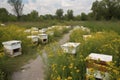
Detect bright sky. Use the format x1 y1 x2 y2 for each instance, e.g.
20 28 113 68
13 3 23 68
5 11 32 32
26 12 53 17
0 0 96 15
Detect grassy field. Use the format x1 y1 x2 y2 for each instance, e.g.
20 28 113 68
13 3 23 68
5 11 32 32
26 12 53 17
0 21 120 80
0 22 71 80
5 21 120 34
44 21 120 80
60 21 120 34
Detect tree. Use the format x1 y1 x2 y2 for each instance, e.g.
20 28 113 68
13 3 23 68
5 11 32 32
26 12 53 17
91 0 120 20
0 8 9 22
8 0 24 20
81 12 88 21
23 10 39 21
66 9 74 20
44 14 54 20
75 15 81 21
55 9 63 20
29 10 39 21
87 12 94 20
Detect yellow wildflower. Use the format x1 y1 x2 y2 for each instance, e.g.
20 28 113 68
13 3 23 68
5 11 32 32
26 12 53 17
76 69 80 73
113 69 119 75
74 67 77 69
57 76 61 80
69 63 73 69
67 76 72 80
62 66 66 71
51 64 56 68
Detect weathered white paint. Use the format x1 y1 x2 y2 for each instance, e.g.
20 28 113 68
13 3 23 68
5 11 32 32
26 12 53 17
38 34 48 43
27 36 39 43
2 40 22 57
86 53 112 80
86 68 110 80
61 42 80 54
0 24 5 26
88 53 112 62
83 35 92 40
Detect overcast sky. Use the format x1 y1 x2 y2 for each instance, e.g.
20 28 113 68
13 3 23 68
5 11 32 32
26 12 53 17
0 0 96 15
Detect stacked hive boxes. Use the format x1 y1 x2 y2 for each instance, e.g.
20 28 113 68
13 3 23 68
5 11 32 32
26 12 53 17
86 53 112 80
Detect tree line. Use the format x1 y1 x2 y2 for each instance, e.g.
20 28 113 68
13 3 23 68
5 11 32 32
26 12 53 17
0 0 120 22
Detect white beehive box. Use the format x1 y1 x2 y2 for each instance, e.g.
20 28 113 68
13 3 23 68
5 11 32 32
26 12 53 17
46 31 54 36
27 36 39 43
80 26 90 32
2 40 22 57
65 26 71 29
24 29 31 33
83 35 92 40
31 27 38 31
39 28 48 33
86 53 112 80
47 27 53 30
31 31 39 35
38 34 48 43
73 25 81 30
0 23 5 26
61 42 80 54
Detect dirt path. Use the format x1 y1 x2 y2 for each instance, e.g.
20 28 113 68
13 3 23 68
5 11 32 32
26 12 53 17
12 30 72 80
58 31 71 45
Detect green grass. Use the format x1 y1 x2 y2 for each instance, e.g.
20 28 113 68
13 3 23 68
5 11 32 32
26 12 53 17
0 47 37 80
0 23 72 80
1 21 120 80
81 21 120 34
59 21 120 34
6 21 120 34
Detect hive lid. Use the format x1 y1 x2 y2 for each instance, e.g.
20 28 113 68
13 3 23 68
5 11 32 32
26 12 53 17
38 34 47 36
88 53 112 62
27 35 38 38
83 35 92 37
2 40 21 45
61 42 80 47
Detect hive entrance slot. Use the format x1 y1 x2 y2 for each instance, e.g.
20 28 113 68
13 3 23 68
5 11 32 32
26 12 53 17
13 48 20 53
43 39 47 42
95 78 102 80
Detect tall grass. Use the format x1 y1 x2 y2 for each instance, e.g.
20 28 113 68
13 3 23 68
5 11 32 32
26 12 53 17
5 21 120 34
0 25 37 80
45 28 120 80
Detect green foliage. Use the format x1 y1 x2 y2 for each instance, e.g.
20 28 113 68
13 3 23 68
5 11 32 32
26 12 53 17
44 43 86 80
91 0 120 20
8 0 24 20
80 31 120 57
0 25 33 54
66 9 74 21
0 8 9 22
0 25 37 80
70 28 89 42
0 69 5 80
26 10 39 21
55 9 64 20
81 13 88 21
80 21 120 35
45 37 120 79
